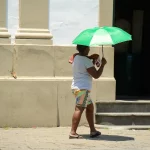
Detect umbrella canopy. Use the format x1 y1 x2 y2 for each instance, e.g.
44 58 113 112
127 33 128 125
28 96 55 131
72 26 132 46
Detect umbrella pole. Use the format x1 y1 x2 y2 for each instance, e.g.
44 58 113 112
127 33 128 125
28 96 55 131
102 45 104 58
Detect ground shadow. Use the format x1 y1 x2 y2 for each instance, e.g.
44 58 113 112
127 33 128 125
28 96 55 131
81 134 134 141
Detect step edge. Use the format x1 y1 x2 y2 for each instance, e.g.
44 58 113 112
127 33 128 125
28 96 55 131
95 112 150 116
96 100 150 104
84 124 150 130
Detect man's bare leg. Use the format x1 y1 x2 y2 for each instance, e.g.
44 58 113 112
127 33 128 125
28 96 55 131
70 106 84 135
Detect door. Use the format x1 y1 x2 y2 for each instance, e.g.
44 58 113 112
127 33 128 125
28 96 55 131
114 0 150 99
140 9 150 97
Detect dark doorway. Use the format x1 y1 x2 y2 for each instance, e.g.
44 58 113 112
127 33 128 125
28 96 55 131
114 0 150 100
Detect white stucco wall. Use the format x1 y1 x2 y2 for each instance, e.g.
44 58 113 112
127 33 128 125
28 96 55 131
7 0 19 43
7 0 99 45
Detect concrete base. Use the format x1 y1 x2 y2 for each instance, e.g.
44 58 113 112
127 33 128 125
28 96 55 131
12 45 114 77
0 38 11 44
0 44 115 127
0 78 58 127
95 78 116 101
0 77 115 127
13 45 55 76
0 44 13 76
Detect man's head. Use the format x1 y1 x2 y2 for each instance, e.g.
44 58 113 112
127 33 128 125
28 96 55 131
76 45 90 56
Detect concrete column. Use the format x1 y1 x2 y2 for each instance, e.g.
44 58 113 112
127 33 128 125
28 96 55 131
0 0 11 43
98 0 116 101
15 0 53 45
99 0 113 26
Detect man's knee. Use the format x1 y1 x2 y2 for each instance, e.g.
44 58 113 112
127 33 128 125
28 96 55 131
75 106 85 112
86 104 94 113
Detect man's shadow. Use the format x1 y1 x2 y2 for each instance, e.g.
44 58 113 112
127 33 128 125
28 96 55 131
81 134 134 141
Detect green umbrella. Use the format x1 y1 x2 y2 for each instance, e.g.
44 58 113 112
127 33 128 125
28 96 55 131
72 26 132 56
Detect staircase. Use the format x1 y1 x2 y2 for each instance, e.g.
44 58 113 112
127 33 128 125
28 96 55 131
95 100 150 126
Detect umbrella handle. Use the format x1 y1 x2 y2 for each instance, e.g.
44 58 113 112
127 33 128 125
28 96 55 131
102 45 104 58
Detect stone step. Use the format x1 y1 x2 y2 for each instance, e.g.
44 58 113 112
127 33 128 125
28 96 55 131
95 112 150 125
96 100 150 112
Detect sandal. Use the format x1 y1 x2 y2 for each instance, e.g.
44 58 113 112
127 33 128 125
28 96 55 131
90 131 101 138
69 133 83 139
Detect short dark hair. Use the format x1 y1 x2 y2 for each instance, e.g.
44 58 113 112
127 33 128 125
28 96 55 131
76 45 89 54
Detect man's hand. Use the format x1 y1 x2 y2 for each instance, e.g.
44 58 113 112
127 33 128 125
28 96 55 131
101 57 107 66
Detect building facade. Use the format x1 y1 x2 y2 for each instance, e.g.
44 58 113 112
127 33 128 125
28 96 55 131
0 0 115 127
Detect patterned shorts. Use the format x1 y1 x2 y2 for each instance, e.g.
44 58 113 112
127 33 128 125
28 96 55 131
72 89 93 108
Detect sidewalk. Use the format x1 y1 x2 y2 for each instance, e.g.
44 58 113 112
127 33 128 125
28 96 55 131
0 126 150 150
